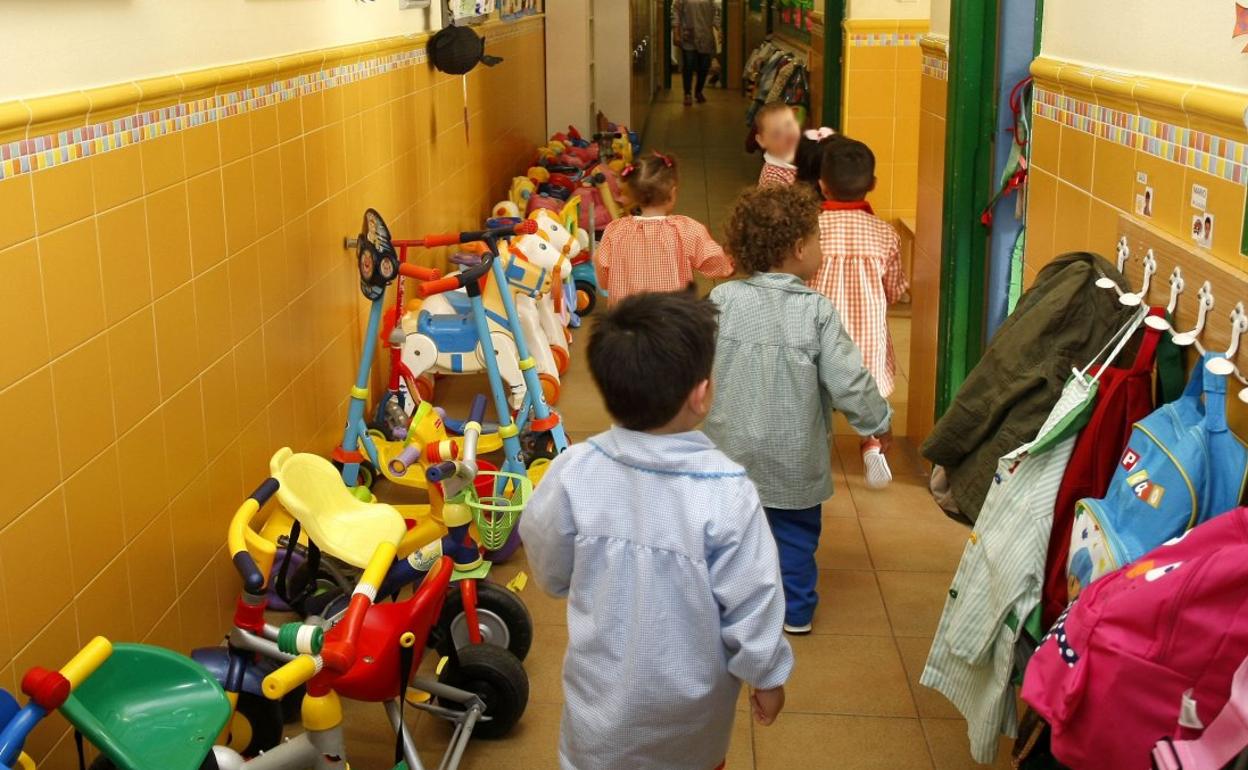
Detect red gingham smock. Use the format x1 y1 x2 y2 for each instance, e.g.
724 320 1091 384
595 215 734 307
758 154 798 187
807 200 909 397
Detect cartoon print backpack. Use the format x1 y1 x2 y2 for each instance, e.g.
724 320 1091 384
1023 507 1248 770
1066 353 1248 599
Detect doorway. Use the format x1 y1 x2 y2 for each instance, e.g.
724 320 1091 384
664 0 731 93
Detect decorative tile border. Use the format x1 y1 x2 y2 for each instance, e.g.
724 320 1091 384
0 17 542 181
849 32 921 47
1033 85 1248 185
922 54 948 81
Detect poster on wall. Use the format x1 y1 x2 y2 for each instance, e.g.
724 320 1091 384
500 0 540 21
448 0 495 23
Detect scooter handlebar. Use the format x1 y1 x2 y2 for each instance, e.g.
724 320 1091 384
468 394 487 425
59 637 114 691
262 655 321 700
399 264 442 281
422 232 462 248
418 276 463 298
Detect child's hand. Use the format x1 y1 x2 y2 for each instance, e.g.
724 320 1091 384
750 686 785 726
875 430 893 454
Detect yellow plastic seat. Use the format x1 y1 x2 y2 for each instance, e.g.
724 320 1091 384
269 448 407 568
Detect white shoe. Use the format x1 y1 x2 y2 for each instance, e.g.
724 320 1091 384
783 622 812 635
862 439 893 490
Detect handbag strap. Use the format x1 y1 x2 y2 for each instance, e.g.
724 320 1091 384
1076 306 1147 388
1129 308 1167 374
1202 352 1229 434
1153 653 1248 770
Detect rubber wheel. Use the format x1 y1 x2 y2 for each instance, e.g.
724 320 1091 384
538 373 561 405
224 691 284 756
438 580 533 661
483 527 522 564
436 644 529 740
551 345 570 375
575 280 597 315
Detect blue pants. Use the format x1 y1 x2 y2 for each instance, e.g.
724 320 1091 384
764 505 822 626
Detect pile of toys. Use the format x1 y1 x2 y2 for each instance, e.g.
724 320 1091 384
0 121 642 770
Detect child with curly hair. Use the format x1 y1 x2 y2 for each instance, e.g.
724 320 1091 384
595 151 734 307
703 183 892 635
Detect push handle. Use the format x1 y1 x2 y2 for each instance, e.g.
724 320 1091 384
262 655 321 700
418 276 464 298
229 479 280 593
399 264 441 281
59 637 113 691
467 394 487 425
422 232 463 248
426 460 458 483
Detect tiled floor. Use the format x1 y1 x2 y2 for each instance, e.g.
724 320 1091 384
340 89 1008 769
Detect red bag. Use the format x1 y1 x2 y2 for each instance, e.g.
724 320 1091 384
1041 307 1165 628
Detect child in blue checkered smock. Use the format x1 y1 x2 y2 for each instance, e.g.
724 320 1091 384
521 290 794 770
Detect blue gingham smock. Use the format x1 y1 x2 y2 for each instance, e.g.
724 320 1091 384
703 273 893 510
520 428 794 770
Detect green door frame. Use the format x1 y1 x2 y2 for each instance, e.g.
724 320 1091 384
822 0 845 130
934 0 1000 415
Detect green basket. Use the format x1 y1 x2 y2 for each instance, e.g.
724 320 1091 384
466 470 532 551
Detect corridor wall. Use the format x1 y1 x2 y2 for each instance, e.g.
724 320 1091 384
1025 0 1248 279
0 14 547 765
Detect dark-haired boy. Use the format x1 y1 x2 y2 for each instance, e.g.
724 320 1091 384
520 290 793 770
809 137 909 488
704 183 892 634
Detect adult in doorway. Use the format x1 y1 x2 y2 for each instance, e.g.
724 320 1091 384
673 0 720 106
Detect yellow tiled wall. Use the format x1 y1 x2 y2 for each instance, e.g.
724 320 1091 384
841 19 926 224
0 16 546 764
906 35 947 445
1024 58 1248 282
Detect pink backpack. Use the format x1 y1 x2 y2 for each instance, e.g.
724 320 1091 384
1021 507 1248 769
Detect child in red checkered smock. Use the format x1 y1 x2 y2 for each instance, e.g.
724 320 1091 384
753 103 801 187
809 137 909 487
596 152 733 307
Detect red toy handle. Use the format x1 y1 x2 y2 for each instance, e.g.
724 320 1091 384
399 264 442 281
422 232 462 248
419 276 462 298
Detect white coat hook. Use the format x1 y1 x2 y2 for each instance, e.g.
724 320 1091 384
1120 249 1157 307
1208 302 1248 376
1145 267 1184 331
1172 281 1215 347
1096 236 1130 290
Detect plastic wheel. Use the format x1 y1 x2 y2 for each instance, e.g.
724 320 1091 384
224 692 284 756
574 280 597 315
551 345 570 375
538 373 561 405
438 580 533 661
436 644 529 740
484 528 522 564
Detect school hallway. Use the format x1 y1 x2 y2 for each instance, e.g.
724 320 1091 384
332 89 1011 770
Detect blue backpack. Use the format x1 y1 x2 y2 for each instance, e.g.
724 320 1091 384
1067 352 1248 599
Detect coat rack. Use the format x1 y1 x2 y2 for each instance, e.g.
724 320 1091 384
1112 214 1248 401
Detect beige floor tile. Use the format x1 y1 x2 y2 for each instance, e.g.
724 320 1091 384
823 489 860 518
726 716 755 768
489 561 568 626
922 718 1015 770
848 476 949 521
812 570 891 636
877 571 955 638
524 623 568 705
754 713 933 770
815 517 873 570
859 517 970 573
412 701 565 770
783 635 916 717
895 637 962 719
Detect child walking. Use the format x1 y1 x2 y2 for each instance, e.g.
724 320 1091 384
595 152 734 307
809 137 909 487
521 291 793 770
753 102 802 186
703 184 892 635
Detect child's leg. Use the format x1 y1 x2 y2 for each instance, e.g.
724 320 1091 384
763 505 823 627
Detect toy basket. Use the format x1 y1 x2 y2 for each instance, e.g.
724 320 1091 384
466 470 532 552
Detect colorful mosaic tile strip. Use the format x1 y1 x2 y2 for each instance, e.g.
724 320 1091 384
1033 85 1248 186
0 18 540 181
922 54 948 81
849 32 921 47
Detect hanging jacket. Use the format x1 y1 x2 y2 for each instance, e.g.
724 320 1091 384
920 252 1137 522
1040 308 1172 628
